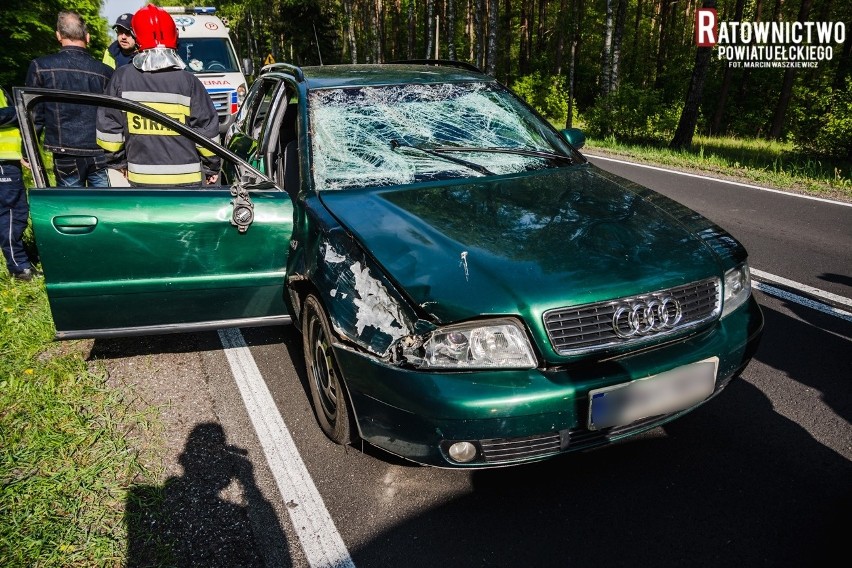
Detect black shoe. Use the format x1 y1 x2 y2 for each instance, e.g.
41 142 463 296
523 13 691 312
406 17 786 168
12 268 42 281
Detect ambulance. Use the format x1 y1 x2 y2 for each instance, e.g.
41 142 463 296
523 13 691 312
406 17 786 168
163 6 253 133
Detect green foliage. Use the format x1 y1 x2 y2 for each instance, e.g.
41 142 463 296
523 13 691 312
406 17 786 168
588 134 851 200
511 72 573 125
0 278 151 566
790 77 852 161
585 84 682 142
0 0 109 88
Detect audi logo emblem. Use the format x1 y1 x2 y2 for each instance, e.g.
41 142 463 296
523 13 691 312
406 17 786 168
612 296 683 338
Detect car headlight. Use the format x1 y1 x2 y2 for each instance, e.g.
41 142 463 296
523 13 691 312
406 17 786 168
721 262 751 318
237 83 247 103
419 319 537 369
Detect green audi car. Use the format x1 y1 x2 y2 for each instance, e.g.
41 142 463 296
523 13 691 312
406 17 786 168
15 61 763 468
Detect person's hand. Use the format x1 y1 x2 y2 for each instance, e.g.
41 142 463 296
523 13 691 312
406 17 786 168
206 173 219 184
20 159 30 170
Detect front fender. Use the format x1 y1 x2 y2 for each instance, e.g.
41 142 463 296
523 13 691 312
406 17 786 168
296 194 432 357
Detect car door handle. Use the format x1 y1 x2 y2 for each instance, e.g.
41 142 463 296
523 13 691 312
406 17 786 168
52 215 98 235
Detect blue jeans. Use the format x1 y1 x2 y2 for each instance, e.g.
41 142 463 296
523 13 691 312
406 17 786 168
0 161 32 275
54 154 110 188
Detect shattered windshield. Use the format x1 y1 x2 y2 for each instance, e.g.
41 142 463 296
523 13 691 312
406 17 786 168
309 82 571 191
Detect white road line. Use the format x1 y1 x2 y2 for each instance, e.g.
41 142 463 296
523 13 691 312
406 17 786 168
750 268 852 309
585 153 852 207
218 328 355 568
752 281 852 323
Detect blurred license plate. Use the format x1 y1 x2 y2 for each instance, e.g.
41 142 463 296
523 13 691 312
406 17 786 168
588 357 719 430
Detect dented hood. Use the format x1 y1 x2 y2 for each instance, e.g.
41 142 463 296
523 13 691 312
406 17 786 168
319 164 726 323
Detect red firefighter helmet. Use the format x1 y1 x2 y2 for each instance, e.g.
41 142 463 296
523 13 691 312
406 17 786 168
131 4 178 51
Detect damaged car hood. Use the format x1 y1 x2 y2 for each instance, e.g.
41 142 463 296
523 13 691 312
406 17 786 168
319 164 726 323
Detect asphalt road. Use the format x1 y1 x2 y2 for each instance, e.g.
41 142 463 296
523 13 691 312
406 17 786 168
95 157 852 568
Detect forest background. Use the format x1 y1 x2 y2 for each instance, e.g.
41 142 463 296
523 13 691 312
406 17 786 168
2 0 850 175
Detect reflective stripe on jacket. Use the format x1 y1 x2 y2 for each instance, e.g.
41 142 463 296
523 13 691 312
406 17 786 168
0 91 22 161
96 64 220 186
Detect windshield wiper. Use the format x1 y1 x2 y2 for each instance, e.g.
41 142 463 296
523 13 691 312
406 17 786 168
433 145 573 164
390 140 495 176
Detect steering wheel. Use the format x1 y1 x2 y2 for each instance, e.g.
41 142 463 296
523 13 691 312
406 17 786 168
207 61 227 70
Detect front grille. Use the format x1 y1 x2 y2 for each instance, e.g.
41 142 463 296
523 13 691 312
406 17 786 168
207 90 232 116
543 278 720 356
480 432 565 463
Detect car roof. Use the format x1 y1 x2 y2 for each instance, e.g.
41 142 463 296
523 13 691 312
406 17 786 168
266 63 496 90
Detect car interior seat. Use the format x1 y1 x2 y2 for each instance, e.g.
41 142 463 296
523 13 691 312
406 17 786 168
283 139 299 194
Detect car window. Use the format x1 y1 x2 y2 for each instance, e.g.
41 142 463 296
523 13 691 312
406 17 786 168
308 82 570 191
233 78 281 141
22 95 257 189
176 38 239 73
249 80 282 140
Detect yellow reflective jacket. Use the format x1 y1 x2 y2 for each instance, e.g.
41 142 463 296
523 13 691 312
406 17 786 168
0 90 23 161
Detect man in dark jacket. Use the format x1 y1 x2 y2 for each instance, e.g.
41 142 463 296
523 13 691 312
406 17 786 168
102 13 137 69
26 11 113 187
97 5 220 187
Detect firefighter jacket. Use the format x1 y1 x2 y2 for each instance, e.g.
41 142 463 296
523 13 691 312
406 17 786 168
0 90 23 161
96 64 221 186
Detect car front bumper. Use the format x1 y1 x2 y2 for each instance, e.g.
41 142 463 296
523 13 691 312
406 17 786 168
333 297 764 468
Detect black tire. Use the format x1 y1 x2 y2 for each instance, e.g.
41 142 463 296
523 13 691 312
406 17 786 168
302 295 354 445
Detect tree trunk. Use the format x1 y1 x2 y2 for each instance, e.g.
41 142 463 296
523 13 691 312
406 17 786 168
631 0 643 83
670 0 716 149
537 0 546 54
474 0 484 68
610 0 627 91
374 0 383 63
448 0 457 60
710 0 746 134
655 0 673 88
502 0 513 81
519 2 529 75
408 0 415 59
600 0 614 96
566 0 580 128
487 0 498 75
769 0 814 139
345 0 357 63
555 0 567 75
425 0 434 59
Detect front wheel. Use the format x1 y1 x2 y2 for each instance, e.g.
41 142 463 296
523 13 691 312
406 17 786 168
302 295 355 445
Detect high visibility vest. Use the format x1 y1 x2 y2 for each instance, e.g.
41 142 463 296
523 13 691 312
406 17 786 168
103 49 117 69
0 91 23 161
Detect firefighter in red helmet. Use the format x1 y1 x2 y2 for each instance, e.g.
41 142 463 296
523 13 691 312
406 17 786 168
96 4 220 186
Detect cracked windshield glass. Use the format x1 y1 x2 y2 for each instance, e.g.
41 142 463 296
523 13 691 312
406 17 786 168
309 82 571 191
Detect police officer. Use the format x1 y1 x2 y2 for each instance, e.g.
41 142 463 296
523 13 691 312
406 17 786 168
97 5 220 186
0 88 39 281
102 13 137 69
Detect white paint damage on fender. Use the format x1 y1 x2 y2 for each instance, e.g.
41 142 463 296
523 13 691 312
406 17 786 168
350 261 410 344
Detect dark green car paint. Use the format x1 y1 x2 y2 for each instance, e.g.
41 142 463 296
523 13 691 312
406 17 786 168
323 165 725 319
335 298 762 466
17 64 763 468
30 188 293 336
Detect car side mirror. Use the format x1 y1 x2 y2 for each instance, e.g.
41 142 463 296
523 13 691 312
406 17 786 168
560 128 586 150
242 58 254 77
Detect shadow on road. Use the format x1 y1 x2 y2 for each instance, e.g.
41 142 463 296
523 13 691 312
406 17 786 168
125 423 289 567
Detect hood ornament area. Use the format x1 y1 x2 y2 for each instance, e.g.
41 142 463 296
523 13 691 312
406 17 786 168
612 296 683 338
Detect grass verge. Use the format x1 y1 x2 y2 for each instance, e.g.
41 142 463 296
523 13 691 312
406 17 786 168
0 276 157 567
584 134 852 203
